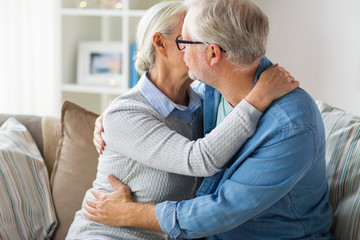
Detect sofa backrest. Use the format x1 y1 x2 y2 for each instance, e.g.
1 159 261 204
42 116 61 178
0 114 44 156
0 114 61 178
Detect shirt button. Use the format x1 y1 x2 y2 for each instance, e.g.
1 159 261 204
193 177 197 183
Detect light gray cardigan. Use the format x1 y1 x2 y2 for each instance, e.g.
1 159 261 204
67 86 261 240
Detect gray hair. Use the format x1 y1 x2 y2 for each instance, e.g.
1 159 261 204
135 1 186 74
184 0 269 65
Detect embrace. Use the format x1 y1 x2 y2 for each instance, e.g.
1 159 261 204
66 0 335 239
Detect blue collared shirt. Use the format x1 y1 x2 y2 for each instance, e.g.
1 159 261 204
137 72 202 122
155 57 335 239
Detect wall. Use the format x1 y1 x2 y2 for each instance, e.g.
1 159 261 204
254 0 360 116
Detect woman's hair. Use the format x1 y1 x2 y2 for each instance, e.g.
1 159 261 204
135 1 186 74
184 0 269 65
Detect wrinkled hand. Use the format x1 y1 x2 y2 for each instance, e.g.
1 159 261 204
258 64 299 101
93 114 105 154
245 64 299 112
93 99 114 154
84 174 133 226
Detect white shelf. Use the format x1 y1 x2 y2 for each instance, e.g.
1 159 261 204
61 8 146 17
62 83 130 95
127 10 147 17
58 0 158 113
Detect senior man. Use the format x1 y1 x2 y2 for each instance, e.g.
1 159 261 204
85 0 335 239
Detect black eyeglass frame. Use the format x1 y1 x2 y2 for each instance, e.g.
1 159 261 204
175 35 226 52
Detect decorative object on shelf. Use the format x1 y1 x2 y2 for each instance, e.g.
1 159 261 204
101 0 123 9
75 0 103 9
113 0 123 9
93 0 101 8
77 41 124 87
75 0 90 8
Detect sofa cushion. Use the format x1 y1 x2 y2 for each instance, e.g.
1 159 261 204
0 118 57 239
317 101 360 239
50 101 99 240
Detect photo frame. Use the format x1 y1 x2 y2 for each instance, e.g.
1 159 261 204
77 41 124 87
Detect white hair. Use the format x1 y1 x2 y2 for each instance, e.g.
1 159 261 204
184 0 269 65
135 1 186 74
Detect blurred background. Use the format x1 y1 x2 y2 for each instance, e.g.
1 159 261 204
0 0 359 116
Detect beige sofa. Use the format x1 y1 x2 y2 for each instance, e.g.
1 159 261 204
0 100 359 240
0 101 99 240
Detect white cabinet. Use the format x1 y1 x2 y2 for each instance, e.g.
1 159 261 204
58 0 159 114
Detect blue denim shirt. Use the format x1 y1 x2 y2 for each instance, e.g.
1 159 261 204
155 57 335 239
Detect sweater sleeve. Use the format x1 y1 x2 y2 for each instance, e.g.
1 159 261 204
102 99 262 177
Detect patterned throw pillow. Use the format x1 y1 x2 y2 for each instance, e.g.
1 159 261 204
0 118 57 239
317 101 360 240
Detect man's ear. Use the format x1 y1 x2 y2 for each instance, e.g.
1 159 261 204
206 44 222 66
153 32 167 57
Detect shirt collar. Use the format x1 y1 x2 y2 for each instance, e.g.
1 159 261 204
254 56 274 86
138 72 201 119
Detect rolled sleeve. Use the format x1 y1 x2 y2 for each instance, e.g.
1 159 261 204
155 201 181 238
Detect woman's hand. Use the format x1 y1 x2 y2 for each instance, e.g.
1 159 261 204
93 99 114 154
93 114 105 154
245 64 300 112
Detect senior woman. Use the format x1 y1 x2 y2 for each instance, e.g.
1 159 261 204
66 1 298 239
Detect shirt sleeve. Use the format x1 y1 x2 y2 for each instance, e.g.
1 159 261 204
155 127 315 238
103 99 262 177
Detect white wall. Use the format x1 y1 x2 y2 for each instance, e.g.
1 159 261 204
254 0 360 116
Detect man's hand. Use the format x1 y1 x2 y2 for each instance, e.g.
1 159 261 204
84 175 161 231
93 114 105 154
84 174 133 226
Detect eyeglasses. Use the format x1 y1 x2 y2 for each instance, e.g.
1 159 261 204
175 35 226 52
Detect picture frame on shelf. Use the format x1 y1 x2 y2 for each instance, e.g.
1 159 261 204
77 41 124 87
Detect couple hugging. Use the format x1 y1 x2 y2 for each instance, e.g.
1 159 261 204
66 0 335 239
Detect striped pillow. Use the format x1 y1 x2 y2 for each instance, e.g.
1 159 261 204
0 118 57 239
317 101 360 240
